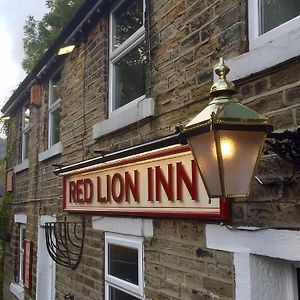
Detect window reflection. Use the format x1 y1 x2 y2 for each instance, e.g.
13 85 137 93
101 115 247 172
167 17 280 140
259 0 300 34
113 0 143 49
114 42 146 109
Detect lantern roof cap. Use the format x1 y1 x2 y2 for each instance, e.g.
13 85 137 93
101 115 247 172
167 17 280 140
210 57 236 96
184 58 272 132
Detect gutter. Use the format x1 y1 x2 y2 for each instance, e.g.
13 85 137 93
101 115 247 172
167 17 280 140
54 131 187 175
1 0 108 115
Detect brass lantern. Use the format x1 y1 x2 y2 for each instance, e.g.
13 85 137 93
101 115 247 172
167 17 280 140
184 58 273 198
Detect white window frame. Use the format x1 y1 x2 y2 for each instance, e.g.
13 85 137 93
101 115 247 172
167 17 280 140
10 215 27 300
48 68 62 147
93 0 154 139
225 1 300 82
21 105 30 162
18 224 26 287
109 0 146 118
248 0 300 50
105 233 144 299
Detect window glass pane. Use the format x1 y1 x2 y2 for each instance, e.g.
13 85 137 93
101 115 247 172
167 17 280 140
260 0 300 34
24 108 30 129
109 286 140 300
113 0 143 49
23 131 29 160
20 226 26 250
19 226 26 284
108 244 138 285
50 70 62 104
50 107 61 145
113 42 146 110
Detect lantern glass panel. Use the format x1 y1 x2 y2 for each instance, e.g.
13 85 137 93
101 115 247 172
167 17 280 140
188 131 222 197
218 130 266 196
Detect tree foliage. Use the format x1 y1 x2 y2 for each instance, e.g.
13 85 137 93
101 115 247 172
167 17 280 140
22 0 84 73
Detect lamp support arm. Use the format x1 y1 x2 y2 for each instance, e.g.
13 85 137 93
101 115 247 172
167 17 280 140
265 129 300 167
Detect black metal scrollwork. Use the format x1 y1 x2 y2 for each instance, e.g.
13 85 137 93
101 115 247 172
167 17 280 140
45 217 85 269
265 129 300 167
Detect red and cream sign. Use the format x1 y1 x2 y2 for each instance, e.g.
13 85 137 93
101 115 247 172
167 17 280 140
23 240 33 291
63 145 230 219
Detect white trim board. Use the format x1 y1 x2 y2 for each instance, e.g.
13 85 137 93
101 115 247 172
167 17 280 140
93 97 155 139
206 225 300 300
92 217 153 237
14 214 27 224
38 142 63 162
206 224 300 261
10 283 24 300
14 159 29 174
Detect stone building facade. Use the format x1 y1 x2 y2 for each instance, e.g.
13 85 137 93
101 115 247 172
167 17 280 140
2 0 300 299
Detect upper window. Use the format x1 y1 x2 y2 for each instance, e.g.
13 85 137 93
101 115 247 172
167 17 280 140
249 0 300 50
105 233 144 300
48 68 62 147
109 0 146 114
21 105 30 162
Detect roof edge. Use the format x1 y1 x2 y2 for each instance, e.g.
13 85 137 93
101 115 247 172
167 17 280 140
2 0 106 114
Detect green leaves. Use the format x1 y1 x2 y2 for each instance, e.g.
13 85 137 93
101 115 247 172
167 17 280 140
22 0 84 73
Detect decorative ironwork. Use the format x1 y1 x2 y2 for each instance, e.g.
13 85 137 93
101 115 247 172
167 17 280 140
64 293 75 300
45 217 85 269
265 129 300 167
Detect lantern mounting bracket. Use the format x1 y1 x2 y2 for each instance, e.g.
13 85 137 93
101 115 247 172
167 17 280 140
45 217 85 269
265 129 300 168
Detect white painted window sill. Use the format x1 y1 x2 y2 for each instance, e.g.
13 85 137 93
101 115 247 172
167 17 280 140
93 97 155 139
38 142 63 162
92 217 153 237
14 214 27 224
14 159 29 174
223 27 300 82
10 283 24 300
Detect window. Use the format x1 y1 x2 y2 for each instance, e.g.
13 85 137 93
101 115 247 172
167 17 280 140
21 105 30 162
14 106 30 173
17 224 26 287
105 233 144 300
248 0 300 50
224 1 300 82
49 68 62 147
93 0 154 139
10 215 27 299
109 0 146 114
259 0 300 34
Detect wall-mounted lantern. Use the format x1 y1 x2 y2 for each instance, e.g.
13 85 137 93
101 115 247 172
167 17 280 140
57 44 75 56
184 58 273 198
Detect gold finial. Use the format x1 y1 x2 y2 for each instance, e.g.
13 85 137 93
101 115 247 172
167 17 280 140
210 57 236 96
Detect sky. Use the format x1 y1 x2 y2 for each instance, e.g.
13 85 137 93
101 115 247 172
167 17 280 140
0 0 48 111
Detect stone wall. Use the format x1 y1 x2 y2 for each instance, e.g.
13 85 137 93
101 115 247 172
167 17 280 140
232 61 300 228
145 220 233 299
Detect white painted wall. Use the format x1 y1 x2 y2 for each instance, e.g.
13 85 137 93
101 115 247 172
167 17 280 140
36 216 56 300
206 225 300 300
250 255 297 300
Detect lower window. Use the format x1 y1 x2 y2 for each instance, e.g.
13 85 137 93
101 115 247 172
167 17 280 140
17 224 26 286
105 233 144 299
107 285 141 300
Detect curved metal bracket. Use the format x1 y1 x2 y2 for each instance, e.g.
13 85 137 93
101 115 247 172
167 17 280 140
265 129 300 167
45 217 85 269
